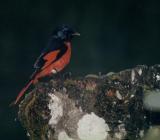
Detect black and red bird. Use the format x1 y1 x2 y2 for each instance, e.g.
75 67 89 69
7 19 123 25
12 25 80 105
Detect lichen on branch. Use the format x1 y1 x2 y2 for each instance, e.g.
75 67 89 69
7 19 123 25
18 65 160 140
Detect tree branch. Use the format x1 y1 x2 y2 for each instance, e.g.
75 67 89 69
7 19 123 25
18 65 160 140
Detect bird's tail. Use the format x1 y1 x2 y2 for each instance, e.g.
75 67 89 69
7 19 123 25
10 79 34 106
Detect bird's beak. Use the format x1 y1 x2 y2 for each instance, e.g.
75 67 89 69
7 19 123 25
72 32 80 36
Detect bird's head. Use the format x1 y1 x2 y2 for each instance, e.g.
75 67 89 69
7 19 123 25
52 25 80 41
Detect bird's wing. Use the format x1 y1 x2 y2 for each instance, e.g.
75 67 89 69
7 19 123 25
33 50 60 70
33 52 45 69
34 39 62 69
30 50 60 79
33 40 68 71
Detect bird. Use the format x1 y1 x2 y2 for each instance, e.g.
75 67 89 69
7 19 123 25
11 25 80 105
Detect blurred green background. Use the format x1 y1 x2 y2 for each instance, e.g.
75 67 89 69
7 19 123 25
0 0 160 139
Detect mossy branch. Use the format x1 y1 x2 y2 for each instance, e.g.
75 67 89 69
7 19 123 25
18 65 160 140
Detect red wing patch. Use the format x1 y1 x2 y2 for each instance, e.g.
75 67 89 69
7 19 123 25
42 50 60 70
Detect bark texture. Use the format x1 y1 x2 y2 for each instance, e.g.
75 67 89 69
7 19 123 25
18 65 160 140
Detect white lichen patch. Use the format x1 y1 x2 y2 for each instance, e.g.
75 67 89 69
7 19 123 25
113 101 117 105
137 69 142 76
115 132 122 139
131 70 135 83
124 100 129 104
156 74 160 81
116 90 122 100
130 94 135 98
47 130 51 139
143 90 160 111
139 130 144 138
115 124 127 139
77 112 109 140
58 131 74 140
26 132 30 137
48 94 63 127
